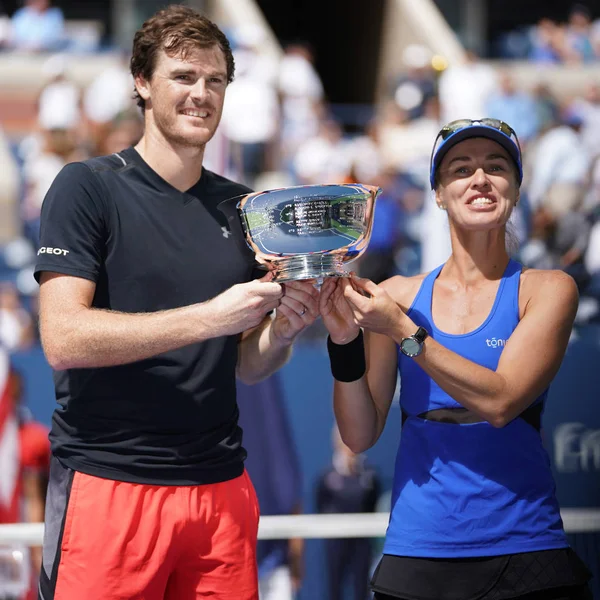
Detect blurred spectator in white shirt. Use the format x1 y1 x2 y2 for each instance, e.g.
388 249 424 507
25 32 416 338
526 110 590 217
221 43 279 186
83 53 135 154
21 128 81 244
378 96 440 183
572 83 600 159
9 0 64 52
232 24 279 87
438 50 498 124
37 55 80 131
0 283 34 352
293 119 350 185
345 120 384 184
389 44 436 121
0 126 20 245
84 55 134 128
278 43 324 164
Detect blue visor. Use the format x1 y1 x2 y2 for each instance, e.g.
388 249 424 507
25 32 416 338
429 119 523 189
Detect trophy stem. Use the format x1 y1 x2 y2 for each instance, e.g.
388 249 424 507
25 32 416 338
272 254 350 282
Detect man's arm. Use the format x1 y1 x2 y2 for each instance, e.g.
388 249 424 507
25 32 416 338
236 280 320 384
39 271 283 370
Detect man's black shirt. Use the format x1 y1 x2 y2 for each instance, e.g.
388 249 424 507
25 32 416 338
34 147 257 485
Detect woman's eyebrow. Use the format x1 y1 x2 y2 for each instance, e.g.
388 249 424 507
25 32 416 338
447 153 509 166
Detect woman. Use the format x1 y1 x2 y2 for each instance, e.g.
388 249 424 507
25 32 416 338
320 119 592 600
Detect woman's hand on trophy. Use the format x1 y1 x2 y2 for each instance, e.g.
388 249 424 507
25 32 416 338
343 274 404 336
319 277 360 344
271 280 320 342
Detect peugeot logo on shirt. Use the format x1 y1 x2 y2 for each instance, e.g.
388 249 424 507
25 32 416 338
37 246 70 256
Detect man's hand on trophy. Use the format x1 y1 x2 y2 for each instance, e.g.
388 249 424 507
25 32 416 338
343 274 404 336
271 280 320 342
207 272 283 335
319 277 361 345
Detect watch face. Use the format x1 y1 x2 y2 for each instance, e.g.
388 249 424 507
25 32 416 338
401 337 422 357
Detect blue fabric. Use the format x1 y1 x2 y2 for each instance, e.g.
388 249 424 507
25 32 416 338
384 259 568 558
368 194 402 251
236 374 302 575
486 93 540 143
11 7 65 51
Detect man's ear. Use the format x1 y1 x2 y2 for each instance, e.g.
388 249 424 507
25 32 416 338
134 75 151 102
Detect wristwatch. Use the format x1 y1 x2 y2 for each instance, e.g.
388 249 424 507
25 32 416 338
399 326 429 358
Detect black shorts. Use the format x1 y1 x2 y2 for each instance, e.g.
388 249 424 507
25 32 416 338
371 548 592 600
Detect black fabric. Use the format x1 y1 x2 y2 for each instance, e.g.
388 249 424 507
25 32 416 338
401 403 542 431
34 148 256 485
327 330 366 382
374 587 592 600
375 585 592 600
38 457 74 600
370 549 592 600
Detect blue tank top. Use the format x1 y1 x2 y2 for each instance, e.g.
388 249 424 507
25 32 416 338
384 259 568 558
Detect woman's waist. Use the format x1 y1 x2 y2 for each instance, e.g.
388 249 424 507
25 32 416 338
394 418 555 496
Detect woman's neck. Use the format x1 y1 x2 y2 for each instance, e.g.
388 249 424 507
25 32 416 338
444 227 511 285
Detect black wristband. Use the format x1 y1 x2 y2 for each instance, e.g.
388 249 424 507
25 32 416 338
327 330 366 382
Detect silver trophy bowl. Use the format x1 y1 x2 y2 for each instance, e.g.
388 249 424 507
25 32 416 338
218 183 381 282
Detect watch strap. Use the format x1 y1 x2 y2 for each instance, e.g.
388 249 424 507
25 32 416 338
413 326 429 343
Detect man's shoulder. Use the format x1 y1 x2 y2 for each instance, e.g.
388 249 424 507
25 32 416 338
203 169 253 199
81 152 132 174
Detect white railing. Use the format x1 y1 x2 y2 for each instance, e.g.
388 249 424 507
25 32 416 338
0 509 599 546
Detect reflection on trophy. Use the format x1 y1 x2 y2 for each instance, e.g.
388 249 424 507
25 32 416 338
218 184 381 282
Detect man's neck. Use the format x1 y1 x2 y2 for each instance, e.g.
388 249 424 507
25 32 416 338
134 128 205 192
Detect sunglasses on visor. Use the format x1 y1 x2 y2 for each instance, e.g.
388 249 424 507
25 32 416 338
430 118 522 171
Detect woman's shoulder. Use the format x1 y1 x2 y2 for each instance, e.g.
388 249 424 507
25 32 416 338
519 267 579 315
520 266 577 293
379 272 431 312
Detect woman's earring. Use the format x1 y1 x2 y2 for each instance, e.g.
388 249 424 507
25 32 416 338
438 203 447 210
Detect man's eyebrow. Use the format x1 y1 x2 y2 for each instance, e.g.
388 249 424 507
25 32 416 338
170 68 196 76
169 68 227 78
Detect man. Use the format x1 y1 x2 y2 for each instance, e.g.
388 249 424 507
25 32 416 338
34 6 318 600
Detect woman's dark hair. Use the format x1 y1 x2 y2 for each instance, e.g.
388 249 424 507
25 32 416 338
130 4 235 110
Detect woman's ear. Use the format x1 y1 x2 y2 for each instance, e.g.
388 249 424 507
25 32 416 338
435 190 447 211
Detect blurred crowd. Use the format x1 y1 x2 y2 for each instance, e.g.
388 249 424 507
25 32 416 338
0 12 599 354
497 3 600 62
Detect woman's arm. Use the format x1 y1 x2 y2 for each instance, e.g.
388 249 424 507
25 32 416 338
333 330 398 452
346 270 578 428
321 275 421 452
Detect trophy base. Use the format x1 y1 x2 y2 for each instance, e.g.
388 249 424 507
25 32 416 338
270 255 350 283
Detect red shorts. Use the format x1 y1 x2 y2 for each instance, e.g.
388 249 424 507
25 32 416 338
39 458 259 600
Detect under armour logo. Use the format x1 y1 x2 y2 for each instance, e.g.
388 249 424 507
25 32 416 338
221 226 232 239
